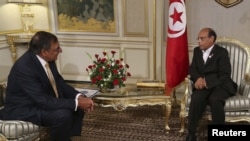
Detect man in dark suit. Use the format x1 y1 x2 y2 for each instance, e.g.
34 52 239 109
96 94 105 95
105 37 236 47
185 28 237 141
2 31 94 141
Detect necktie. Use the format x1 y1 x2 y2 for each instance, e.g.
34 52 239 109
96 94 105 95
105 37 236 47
45 63 59 98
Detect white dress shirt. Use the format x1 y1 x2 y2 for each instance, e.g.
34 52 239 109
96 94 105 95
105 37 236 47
36 55 80 111
202 45 214 63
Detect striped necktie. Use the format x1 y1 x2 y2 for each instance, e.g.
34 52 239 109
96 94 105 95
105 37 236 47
45 63 59 98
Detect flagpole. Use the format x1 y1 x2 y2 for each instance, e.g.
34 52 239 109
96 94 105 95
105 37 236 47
153 0 156 80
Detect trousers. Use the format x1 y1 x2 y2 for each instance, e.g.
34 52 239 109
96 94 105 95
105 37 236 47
40 108 84 141
187 86 230 134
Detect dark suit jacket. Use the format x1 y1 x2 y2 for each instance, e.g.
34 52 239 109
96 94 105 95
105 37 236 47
1 50 79 125
189 44 237 96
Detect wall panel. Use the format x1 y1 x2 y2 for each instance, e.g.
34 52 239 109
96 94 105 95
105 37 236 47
123 0 149 36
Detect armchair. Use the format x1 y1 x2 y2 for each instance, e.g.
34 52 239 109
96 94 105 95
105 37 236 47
179 37 250 133
0 83 41 141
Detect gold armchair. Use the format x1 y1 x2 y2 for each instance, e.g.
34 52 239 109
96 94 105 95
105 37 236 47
179 37 250 133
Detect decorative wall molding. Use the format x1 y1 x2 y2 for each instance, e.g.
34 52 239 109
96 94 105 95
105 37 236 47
123 0 149 37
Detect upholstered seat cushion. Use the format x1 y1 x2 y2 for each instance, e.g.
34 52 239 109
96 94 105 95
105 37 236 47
225 96 250 111
0 120 39 139
186 94 250 112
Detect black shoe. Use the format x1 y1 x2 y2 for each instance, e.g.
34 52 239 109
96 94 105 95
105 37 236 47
185 133 196 141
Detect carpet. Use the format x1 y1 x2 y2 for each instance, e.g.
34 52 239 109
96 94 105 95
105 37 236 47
71 104 208 141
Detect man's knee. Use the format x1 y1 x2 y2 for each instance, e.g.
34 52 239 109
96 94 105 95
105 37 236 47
55 109 73 122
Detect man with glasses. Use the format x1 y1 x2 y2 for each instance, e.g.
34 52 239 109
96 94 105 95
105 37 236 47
2 31 94 141
185 28 237 141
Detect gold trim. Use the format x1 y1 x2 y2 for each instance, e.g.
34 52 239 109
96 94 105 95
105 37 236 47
215 0 243 8
6 33 33 62
136 80 165 88
93 87 171 131
0 30 23 35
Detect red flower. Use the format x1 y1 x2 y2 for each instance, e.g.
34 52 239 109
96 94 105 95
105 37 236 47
86 50 131 89
97 75 102 81
113 69 118 74
103 52 107 56
113 79 119 85
95 54 99 59
99 68 104 73
111 51 116 55
88 65 93 69
126 64 129 68
91 78 97 84
127 72 131 76
101 58 106 63
115 60 120 64
121 77 126 81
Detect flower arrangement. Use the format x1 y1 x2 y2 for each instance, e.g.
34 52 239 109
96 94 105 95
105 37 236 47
86 50 131 90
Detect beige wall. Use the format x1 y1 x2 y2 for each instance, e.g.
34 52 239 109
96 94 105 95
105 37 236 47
0 0 250 90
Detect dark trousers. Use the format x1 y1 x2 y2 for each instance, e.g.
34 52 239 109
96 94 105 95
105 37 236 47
187 87 230 134
41 108 84 141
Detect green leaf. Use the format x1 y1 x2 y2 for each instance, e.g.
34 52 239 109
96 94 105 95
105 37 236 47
85 52 93 60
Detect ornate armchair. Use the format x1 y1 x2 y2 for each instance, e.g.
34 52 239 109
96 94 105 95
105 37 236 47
0 83 41 141
179 37 250 133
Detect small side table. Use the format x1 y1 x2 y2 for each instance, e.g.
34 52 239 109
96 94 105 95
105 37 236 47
6 33 34 62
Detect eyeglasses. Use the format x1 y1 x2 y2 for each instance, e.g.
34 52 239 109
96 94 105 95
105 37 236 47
197 37 209 41
49 46 61 52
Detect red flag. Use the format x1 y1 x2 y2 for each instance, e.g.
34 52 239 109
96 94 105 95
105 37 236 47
166 0 189 96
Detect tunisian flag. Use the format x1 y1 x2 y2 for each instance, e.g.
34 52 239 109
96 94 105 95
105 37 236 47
166 0 189 96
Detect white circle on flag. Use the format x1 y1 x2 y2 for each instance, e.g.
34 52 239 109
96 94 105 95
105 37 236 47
168 0 186 38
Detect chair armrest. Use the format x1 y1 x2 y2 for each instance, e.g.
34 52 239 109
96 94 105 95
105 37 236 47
238 74 250 98
180 77 192 110
0 134 7 140
244 73 250 85
0 120 39 139
187 75 193 96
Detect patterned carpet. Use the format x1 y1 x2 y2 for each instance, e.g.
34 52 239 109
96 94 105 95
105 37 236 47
71 104 208 141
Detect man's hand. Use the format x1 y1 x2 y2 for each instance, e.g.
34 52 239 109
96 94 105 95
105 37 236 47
77 95 94 112
194 77 207 90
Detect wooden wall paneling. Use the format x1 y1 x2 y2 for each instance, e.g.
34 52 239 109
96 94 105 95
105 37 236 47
124 47 150 82
123 0 149 37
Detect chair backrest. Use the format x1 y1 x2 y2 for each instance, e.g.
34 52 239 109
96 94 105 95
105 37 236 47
216 37 250 85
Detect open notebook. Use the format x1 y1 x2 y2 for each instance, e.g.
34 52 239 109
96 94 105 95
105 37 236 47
75 88 100 98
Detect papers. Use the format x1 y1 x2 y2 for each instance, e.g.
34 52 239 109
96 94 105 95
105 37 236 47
75 88 100 98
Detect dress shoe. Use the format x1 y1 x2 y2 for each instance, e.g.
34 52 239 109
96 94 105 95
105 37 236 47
185 133 196 141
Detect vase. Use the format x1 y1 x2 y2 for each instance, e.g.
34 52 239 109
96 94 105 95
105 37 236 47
99 87 108 93
99 86 120 93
